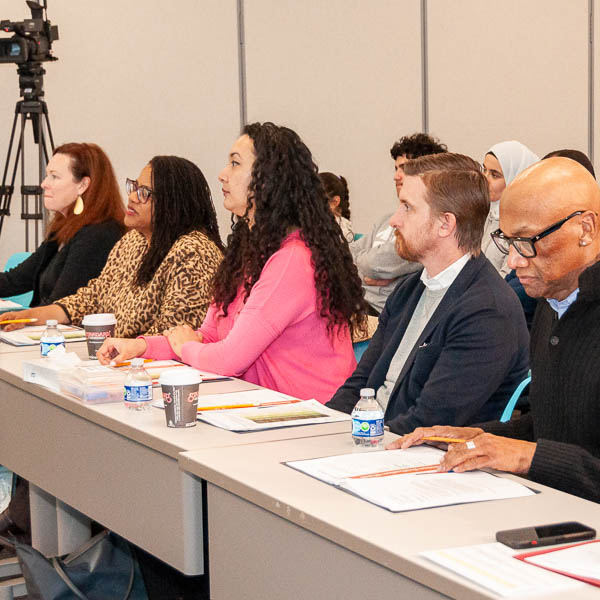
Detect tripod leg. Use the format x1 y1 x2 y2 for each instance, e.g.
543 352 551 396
0 107 22 237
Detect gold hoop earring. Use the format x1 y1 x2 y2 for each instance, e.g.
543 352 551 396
73 195 84 215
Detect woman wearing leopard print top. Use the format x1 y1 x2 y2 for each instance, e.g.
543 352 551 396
1 156 223 338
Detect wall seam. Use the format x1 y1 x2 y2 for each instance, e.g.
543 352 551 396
237 0 248 132
421 0 429 133
589 0 594 162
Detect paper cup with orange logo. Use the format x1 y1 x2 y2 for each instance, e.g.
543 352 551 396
159 368 202 427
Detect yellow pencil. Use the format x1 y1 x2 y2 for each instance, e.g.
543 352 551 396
197 403 255 412
0 318 38 325
423 436 468 443
112 358 154 368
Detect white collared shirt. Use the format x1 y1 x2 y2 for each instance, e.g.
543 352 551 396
376 252 472 411
420 252 472 291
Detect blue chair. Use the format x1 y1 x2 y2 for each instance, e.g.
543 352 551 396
500 373 532 422
353 233 364 241
2 251 33 308
353 339 370 362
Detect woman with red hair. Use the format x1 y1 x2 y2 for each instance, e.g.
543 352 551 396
0 142 125 306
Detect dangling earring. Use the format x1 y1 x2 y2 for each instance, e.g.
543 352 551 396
73 195 84 215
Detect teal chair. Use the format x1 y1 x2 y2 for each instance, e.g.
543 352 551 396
500 373 532 422
353 233 364 241
353 339 370 362
2 251 33 308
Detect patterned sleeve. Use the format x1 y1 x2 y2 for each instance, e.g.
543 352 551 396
142 234 222 336
54 234 131 325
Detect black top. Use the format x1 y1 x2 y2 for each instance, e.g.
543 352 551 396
0 220 123 307
482 260 600 503
327 254 530 434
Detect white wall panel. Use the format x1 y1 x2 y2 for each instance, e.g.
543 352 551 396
244 0 423 234
0 0 240 266
428 0 589 164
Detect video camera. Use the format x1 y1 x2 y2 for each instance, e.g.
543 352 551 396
0 0 58 99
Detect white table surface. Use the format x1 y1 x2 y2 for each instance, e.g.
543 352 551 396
180 433 600 599
0 341 350 574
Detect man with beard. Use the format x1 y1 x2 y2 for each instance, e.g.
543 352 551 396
350 133 447 315
327 153 529 435
390 158 600 503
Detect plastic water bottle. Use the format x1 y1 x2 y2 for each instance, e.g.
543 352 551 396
124 358 153 410
40 319 65 357
351 388 384 448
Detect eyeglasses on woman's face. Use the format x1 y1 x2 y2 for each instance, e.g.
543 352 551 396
126 178 153 203
491 210 585 258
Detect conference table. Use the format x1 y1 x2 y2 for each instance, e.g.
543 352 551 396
2 340 600 598
0 340 350 575
180 433 600 599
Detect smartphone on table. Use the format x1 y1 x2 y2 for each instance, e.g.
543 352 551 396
496 521 596 549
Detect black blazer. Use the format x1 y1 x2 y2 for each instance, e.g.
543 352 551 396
0 220 123 307
327 254 530 434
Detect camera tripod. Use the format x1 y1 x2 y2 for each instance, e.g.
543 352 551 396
0 63 55 251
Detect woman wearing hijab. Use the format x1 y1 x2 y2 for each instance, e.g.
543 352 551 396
482 140 539 275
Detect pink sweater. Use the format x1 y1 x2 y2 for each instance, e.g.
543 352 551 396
142 231 356 403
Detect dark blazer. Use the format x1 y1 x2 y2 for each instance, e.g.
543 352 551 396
327 254 530 434
0 220 123 307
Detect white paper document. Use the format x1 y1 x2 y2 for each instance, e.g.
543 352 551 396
0 324 85 346
196 397 350 431
522 540 600 581
0 299 24 312
112 359 230 385
287 448 534 512
421 542 583 597
152 388 298 410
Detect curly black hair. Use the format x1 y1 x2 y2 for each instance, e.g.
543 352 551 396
390 132 447 160
135 156 224 286
319 172 351 220
212 122 367 338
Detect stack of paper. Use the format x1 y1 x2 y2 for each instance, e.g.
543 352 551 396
111 359 230 385
0 324 85 346
0 299 24 313
421 542 584 596
154 389 350 431
287 447 535 512
516 540 600 587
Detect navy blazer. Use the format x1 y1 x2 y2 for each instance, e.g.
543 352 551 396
327 254 530 434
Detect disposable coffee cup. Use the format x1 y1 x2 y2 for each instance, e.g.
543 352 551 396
159 368 202 428
82 313 117 359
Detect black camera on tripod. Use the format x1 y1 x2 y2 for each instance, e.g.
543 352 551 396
0 0 59 245
0 0 58 100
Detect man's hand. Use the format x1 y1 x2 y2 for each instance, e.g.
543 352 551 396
164 325 202 358
97 338 147 364
440 433 536 475
386 425 484 450
363 277 398 287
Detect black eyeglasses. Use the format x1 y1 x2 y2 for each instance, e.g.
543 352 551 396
491 210 585 258
125 178 153 203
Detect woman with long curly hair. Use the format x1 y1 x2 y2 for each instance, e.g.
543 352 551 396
100 122 367 403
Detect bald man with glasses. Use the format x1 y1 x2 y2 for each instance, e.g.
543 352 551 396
392 157 600 503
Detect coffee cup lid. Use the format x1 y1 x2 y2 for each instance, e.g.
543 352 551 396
159 367 202 386
82 313 117 326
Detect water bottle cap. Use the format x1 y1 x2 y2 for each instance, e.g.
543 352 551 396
46 319 58 326
360 388 375 397
131 358 144 367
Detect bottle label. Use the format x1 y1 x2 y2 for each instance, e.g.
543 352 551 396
40 340 65 357
124 384 152 403
352 416 384 438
